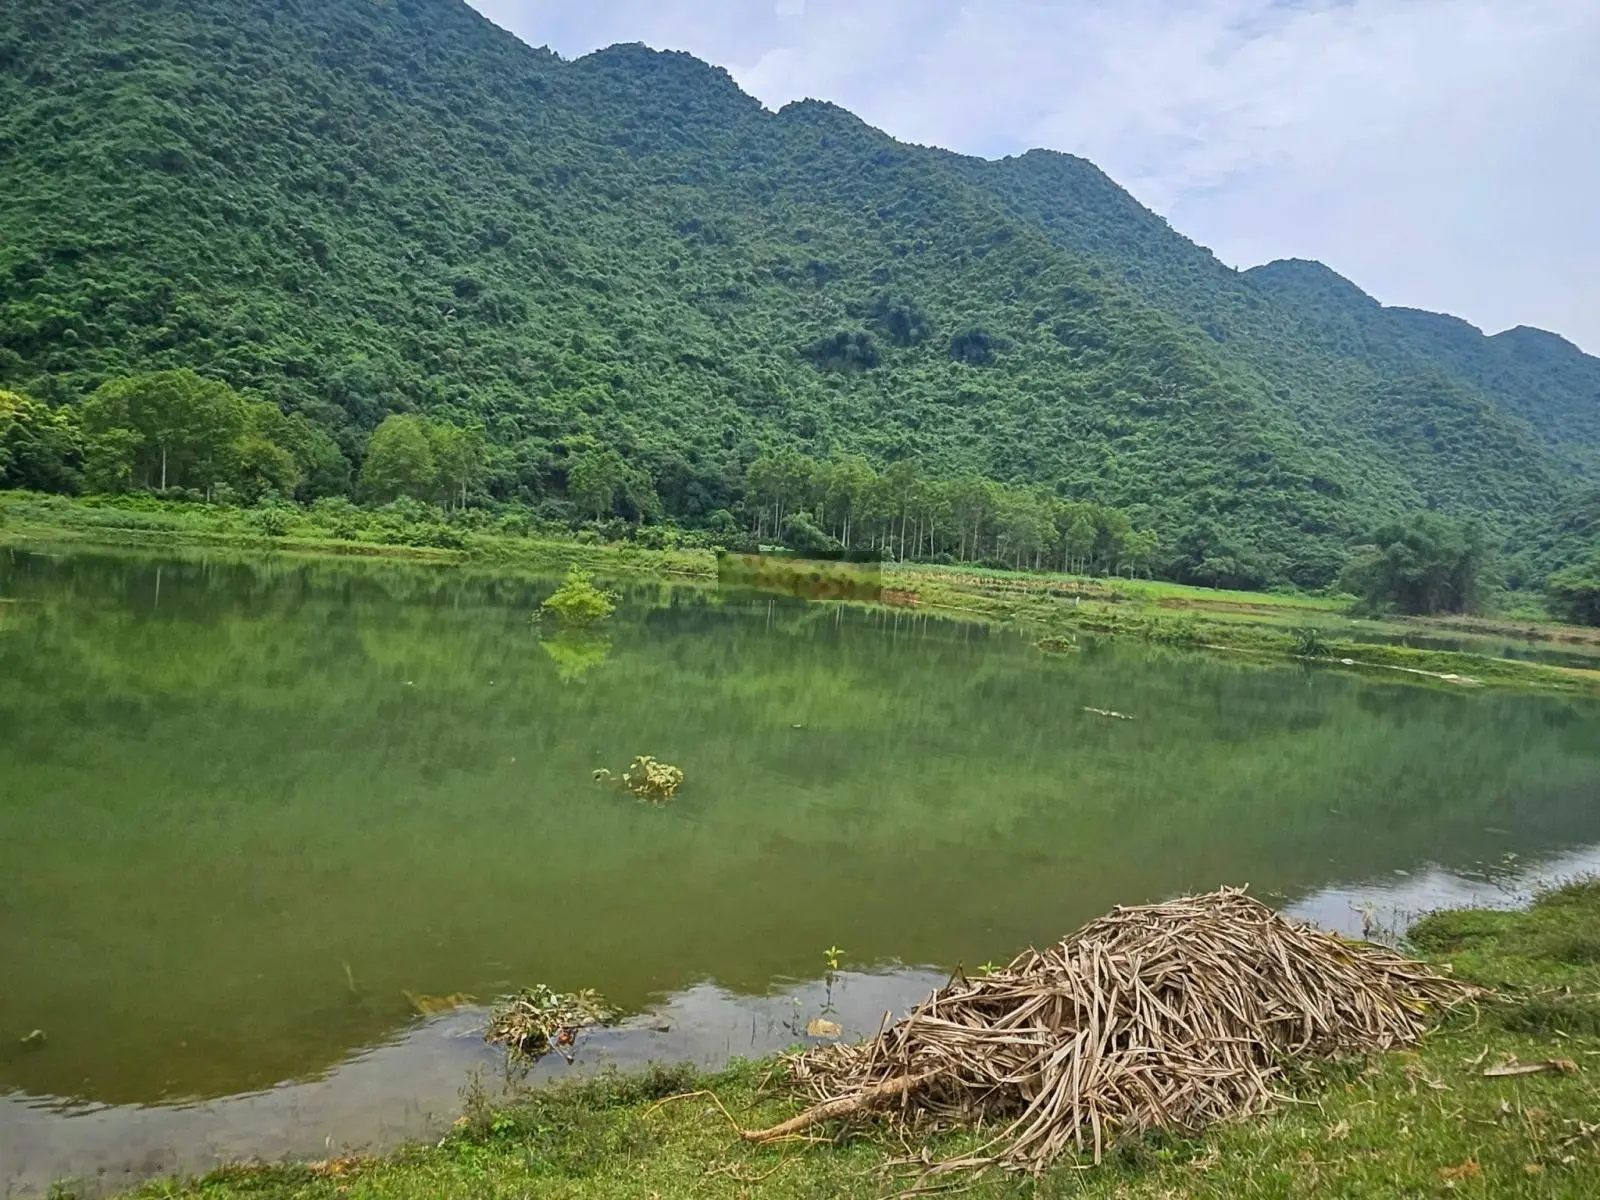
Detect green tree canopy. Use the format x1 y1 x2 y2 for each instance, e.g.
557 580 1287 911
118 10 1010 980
79 370 247 494
566 447 628 521
1341 513 1490 615
359 414 437 503
1545 558 1600 627
0 390 80 493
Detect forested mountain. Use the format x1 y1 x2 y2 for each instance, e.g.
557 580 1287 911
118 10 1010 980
1 0 1596 588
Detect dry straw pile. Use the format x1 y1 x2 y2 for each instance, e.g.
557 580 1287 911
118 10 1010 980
745 888 1474 1177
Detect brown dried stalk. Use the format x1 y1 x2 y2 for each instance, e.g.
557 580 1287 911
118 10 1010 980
749 888 1476 1179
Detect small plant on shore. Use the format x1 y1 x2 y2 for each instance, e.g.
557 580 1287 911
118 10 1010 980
252 502 294 537
1292 625 1332 657
541 567 617 626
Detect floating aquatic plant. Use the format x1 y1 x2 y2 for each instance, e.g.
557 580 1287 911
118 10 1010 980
486 985 614 1061
622 755 683 802
404 990 476 1017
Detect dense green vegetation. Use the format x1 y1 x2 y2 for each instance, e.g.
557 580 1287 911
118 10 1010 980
1548 556 1600 627
1340 511 1490 616
102 881 1600 1199
0 0 1596 600
958 153 1600 584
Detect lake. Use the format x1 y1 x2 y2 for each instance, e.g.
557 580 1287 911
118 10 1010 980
3 546 1598 1195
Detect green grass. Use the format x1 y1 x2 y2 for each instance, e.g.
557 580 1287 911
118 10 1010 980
101 882 1600 1199
0 491 716 579
891 559 1600 696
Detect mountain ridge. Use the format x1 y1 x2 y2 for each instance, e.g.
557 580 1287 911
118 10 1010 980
0 0 1594 586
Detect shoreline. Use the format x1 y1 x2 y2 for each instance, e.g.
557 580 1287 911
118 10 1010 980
5 491 1599 697
48 879 1600 1200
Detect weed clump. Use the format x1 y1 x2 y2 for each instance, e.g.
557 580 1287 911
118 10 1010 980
541 568 617 626
485 985 614 1061
623 755 683 801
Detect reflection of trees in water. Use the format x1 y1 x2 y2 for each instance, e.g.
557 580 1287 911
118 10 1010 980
541 630 613 683
2 547 1599 1104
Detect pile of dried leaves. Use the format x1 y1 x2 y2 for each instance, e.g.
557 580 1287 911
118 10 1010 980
745 888 1476 1179
485 985 614 1061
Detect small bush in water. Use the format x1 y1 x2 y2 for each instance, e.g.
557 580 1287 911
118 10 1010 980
542 568 617 626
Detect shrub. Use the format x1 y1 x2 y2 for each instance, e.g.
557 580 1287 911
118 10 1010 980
542 568 617 626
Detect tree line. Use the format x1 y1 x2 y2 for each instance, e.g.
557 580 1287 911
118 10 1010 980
742 450 1160 575
1 371 1160 575
5 371 1598 624
2 371 347 504
1 371 490 510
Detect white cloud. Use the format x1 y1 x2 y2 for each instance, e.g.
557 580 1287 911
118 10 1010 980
466 0 1600 352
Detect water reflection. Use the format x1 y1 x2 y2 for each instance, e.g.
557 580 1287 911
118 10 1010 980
7 845 1598 1200
2 547 1599 1195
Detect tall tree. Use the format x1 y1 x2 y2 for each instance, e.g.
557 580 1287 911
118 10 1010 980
1342 513 1490 615
428 421 487 510
80 370 247 493
566 446 627 521
359 414 437 503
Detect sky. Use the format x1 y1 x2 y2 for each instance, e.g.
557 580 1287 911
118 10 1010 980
465 0 1600 354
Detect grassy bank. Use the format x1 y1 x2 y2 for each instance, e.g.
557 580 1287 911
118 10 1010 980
892 562 1600 696
110 883 1600 1199
6 491 1599 695
0 491 716 579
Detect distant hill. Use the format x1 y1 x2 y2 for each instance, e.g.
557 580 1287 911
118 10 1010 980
1 0 1595 586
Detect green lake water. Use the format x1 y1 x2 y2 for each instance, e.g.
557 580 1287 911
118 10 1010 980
2 546 1598 1190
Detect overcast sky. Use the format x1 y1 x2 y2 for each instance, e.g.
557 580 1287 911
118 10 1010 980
466 0 1600 354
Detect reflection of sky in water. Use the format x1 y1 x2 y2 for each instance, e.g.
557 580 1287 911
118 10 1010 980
1286 841 1600 941
8 846 1598 1199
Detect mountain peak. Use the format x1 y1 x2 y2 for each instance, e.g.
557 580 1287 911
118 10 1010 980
1246 259 1377 308
1494 325 1586 357
575 41 754 103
